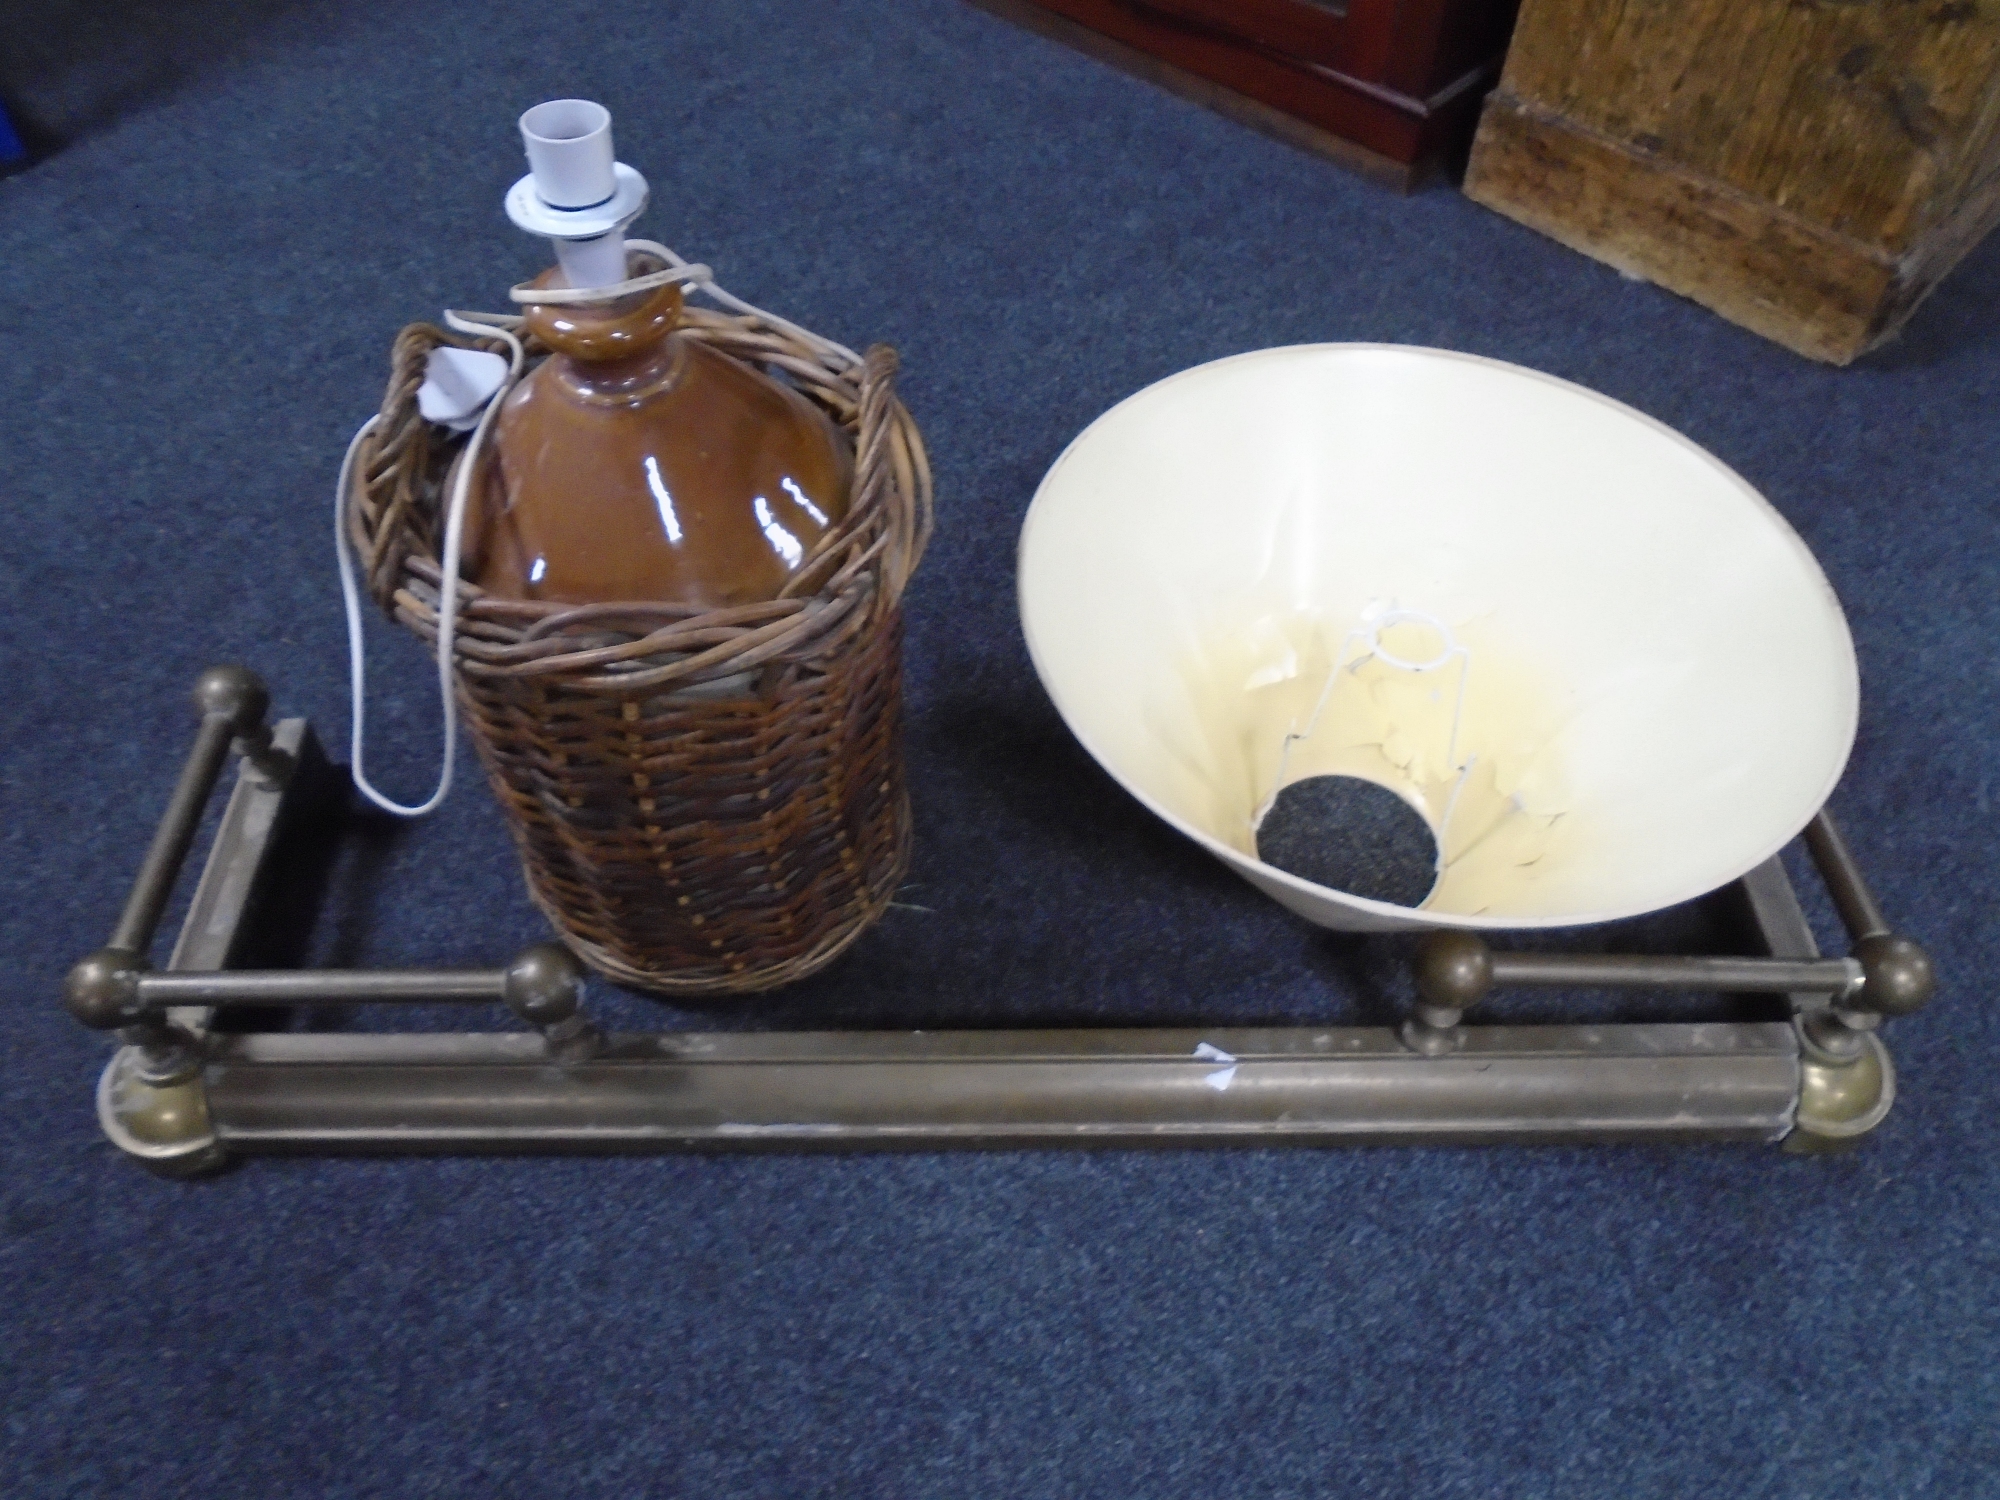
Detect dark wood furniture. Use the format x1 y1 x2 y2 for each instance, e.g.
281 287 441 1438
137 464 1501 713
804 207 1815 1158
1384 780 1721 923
976 0 1523 188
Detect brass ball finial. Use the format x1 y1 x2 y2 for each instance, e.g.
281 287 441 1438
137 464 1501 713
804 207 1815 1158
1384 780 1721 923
1856 934 1934 1017
65 948 145 1030
503 943 587 1026
1414 931 1494 1011
190 665 270 737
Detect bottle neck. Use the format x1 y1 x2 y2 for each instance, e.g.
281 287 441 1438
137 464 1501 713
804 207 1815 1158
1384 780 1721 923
522 270 687 405
548 335 688 404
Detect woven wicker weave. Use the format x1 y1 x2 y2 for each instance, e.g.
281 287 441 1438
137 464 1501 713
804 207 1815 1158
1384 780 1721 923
349 286 932 994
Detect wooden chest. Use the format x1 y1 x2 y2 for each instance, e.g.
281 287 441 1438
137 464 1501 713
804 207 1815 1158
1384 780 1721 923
1464 0 2000 362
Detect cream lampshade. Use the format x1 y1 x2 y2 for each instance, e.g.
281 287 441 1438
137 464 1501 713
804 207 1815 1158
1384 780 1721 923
1018 345 1858 933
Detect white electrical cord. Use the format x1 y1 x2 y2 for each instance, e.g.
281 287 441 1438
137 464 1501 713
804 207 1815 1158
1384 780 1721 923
335 316 524 816
336 247 853 817
515 240 864 371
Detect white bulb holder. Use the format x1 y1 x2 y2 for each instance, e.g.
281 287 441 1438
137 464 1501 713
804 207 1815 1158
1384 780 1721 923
505 99 649 289
1018 344 1859 934
520 98 615 207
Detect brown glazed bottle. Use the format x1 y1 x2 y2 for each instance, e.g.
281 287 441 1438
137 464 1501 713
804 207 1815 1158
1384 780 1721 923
466 269 852 607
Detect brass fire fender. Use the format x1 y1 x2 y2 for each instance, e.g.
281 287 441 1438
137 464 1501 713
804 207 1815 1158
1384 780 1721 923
66 669 1933 1175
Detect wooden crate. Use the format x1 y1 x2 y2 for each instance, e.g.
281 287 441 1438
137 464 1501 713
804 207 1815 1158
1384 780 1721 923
1464 0 2000 363
976 0 1523 188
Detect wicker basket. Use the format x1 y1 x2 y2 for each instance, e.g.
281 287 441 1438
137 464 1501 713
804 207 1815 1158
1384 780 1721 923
349 291 932 995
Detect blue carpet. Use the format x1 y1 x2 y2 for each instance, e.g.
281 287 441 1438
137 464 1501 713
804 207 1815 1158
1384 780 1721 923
3 1 1997 1494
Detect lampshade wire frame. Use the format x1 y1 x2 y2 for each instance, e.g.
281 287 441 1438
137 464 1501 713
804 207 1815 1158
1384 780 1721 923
1253 606 1475 879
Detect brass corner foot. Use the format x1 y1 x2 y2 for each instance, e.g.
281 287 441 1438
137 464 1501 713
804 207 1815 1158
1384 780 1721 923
1785 1032 1896 1156
96 1047 226 1178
